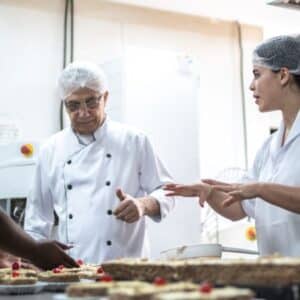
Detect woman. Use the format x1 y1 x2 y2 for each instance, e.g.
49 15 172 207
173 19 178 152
164 35 300 256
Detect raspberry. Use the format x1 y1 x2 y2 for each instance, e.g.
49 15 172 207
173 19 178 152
12 262 20 270
97 266 104 274
52 268 61 273
12 271 20 278
153 277 167 286
77 259 84 266
100 274 113 282
199 282 213 293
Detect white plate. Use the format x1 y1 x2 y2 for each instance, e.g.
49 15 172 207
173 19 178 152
0 282 46 295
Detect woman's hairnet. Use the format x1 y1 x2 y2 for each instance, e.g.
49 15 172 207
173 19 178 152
252 35 300 75
58 61 108 100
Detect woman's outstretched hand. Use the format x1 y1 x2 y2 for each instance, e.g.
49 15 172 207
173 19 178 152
212 182 259 207
163 182 213 207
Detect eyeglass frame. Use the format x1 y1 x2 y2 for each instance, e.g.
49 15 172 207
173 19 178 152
64 94 103 113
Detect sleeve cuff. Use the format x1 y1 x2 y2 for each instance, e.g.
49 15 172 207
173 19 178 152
148 189 175 223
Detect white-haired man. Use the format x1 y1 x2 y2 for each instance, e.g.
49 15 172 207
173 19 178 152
24 62 175 263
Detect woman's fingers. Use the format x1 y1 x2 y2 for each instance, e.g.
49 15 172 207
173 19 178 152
222 191 242 207
212 185 235 193
163 184 178 190
198 197 205 207
202 179 230 186
165 192 178 196
222 196 236 207
163 184 185 191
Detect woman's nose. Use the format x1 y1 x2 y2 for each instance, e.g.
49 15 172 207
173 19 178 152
249 79 255 91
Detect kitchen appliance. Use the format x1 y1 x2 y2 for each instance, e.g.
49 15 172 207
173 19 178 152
0 141 40 218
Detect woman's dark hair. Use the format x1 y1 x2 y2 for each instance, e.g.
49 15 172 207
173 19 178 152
272 70 300 90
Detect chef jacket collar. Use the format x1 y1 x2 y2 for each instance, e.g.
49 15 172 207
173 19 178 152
284 109 300 147
270 110 300 158
71 115 109 145
75 133 95 146
93 115 109 143
64 116 109 162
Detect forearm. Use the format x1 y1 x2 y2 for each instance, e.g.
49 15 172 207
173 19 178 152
257 183 300 213
139 196 161 217
207 189 246 221
0 209 37 261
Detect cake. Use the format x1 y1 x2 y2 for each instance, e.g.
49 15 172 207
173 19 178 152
102 256 300 286
67 280 152 297
37 270 80 282
108 285 253 300
0 272 37 285
37 263 103 282
0 262 37 285
153 287 254 300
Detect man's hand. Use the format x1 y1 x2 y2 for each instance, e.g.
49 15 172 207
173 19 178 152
30 240 78 270
113 188 145 223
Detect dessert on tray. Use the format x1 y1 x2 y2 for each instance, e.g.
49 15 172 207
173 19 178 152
102 256 300 286
37 259 103 282
0 262 37 285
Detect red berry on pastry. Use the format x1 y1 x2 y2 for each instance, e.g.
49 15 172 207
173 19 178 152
52 268 61 273
77 259 84 265
12 261 20 270
12 271 20 277
153 277 167 286
199 282 213 293
97 266 104 274
100 274 113 282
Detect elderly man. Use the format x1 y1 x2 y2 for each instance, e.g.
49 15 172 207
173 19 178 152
24 62 175 263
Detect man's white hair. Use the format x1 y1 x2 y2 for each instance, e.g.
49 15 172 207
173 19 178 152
58 61 108 100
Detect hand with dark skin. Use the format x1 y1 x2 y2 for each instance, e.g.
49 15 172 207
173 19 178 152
0 208 78 270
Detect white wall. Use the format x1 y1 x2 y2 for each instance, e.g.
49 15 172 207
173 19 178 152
0 0 64 140
0 0 264 257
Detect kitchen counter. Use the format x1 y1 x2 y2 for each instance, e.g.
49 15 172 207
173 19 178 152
0 293 62 300
0 294 107 300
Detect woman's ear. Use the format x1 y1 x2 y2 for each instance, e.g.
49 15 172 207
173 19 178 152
280 67 290 87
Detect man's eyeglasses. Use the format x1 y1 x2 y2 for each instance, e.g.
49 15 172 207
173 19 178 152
64 95 102 113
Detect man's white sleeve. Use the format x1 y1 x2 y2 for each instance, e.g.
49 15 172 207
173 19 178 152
138 135 175 222
24 155 54 240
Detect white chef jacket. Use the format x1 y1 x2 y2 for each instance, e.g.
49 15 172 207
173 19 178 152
242 111 300 256
24 118 175 263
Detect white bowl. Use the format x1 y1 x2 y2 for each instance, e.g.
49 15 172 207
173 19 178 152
160 243 222 260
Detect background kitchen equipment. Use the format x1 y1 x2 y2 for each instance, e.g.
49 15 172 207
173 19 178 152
0 141 40 224
200 167 258 255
